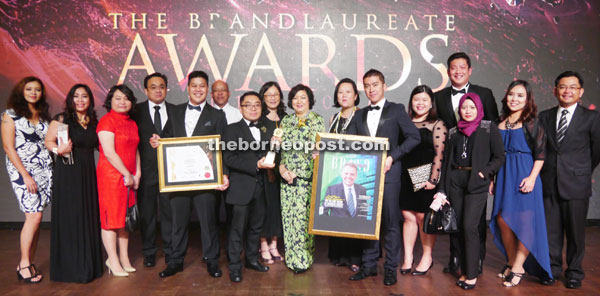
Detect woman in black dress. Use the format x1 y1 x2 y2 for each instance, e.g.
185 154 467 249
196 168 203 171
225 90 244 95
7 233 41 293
46 84 103 283
258 81 286 264
399 85 446 276
327 78 363 272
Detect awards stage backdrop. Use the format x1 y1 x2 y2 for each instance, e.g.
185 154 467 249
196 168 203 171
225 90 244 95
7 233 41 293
0 0 599 221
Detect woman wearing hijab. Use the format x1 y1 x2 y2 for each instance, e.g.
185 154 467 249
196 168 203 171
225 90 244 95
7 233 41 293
434 93 505 290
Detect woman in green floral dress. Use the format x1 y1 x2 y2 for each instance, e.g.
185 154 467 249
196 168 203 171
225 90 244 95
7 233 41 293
278 84 325 273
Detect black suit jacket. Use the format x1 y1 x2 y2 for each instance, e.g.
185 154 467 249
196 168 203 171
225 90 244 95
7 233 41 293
539 105 600 200
434 84 499 129
133 100 175 185
223 119 268 205
346 100 421 182
162 102 229 175
323 183 368 217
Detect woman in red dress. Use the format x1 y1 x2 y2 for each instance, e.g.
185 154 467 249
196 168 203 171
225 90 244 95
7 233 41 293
96 85 140 277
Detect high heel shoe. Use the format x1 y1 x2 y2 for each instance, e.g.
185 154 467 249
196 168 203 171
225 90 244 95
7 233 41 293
269 248 283 262
400 268 411 275
503 271 524 287
122 266 136 273
16 265 42 284
411 262 434 276
260 250 274 264
106 260 128 277
462 279 477 290
497 264 512 279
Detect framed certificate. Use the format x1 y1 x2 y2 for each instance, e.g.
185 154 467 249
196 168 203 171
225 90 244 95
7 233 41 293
157 135 223 192
308 132 388 240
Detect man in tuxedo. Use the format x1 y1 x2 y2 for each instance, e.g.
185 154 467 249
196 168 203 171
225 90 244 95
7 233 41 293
323 163 368 218
539 71 600 289
211 80 242 125
347 69 421 286
223 91 274 283
434 52 499 274
133 72 175 268
150 71 229 278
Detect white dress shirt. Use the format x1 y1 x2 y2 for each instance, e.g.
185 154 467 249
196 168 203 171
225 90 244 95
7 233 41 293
184 101 206 137
451 83 470 121
556 103 578 130
367 98 386 137
243 118 261 142
216 104 243 125
148 100 168 129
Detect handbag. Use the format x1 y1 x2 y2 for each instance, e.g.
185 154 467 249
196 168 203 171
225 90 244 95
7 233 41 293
407 163 432 191
423 204 459 234
125 188 139 232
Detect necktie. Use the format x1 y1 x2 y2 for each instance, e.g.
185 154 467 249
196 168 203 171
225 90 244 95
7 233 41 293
249 121 258 128
557 109 569 144
368 105 381 111
451 88 466 96
347 188 355 217
153 105 162 133
187 104 201 111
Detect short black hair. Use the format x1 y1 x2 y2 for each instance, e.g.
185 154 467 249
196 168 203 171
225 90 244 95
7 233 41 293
259 81 286 116
554 71 584 87
333 78 360 107
287 84 315 110
363 69 385 84
447 52 471 68
144 72 168 89
103 84 137 117
240 91 262 105
407 85 438 122
187 71 209 86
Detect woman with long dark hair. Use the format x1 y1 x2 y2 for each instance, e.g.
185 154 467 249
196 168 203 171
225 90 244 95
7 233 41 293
46 84 103 282
490 80 552 287
2 76 52 283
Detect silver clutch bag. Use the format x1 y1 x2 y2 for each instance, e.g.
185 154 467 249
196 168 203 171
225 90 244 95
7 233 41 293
407 163 432 191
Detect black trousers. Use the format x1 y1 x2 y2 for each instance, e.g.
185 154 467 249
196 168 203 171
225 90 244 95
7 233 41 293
543 184 589 280
227 180 266 272
169 191 220 266
448 170 488 279
137 178 172 262
361 181 402 271
448 188 487 265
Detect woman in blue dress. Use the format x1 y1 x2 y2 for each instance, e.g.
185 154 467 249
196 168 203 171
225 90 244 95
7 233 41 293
1 77 53 283
490 80 552 287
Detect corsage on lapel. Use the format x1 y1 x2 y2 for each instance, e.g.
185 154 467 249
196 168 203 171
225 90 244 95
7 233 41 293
260 126 267 133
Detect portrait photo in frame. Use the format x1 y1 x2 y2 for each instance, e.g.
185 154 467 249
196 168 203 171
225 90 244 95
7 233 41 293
309 132 388 240
157 135 223 193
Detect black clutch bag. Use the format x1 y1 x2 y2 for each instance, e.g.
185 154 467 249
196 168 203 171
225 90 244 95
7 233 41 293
125 188 139 232
423 204 459 234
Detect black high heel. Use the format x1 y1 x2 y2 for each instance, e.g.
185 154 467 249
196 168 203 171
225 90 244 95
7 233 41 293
400 268 411 275
16 265 42 284
411 262 434 276
462 279 477 290
497 264 512 279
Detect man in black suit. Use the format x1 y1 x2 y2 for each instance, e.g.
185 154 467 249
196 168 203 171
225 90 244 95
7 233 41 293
539 71 600 289
347 69 421 286
323 162 368 218
222 91 274 283
150 71 229 278
434 52 499 274
133 72 175 268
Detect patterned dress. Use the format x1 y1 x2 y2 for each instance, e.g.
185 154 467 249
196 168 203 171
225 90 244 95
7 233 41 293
3 109 52 213
280 111 325 270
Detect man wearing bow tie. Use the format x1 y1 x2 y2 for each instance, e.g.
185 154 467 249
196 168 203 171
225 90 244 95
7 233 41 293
347 69 420 286
222 91 274 282
434 52 499 274
150 71 229 279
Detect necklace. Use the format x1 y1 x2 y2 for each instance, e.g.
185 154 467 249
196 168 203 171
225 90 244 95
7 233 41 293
333 107 356 133
505 117 519 130
461 137 469 159
78 114 89 127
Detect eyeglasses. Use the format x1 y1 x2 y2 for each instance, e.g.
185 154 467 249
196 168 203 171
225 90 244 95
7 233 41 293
558 85 581 92
241 104 261 109
264 93 279 98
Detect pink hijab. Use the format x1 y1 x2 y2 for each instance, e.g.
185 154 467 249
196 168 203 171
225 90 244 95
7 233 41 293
457 92 484 137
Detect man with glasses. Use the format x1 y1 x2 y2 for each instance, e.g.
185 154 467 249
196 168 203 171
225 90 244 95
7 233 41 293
539 71 600 289
222 91 274 282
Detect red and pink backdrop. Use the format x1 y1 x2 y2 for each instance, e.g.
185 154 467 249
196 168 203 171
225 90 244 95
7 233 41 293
0 0 599 220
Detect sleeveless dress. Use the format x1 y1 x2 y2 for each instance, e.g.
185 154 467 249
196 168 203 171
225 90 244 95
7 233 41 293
490 128 552 279
259 113 284 238
50 114 103 282
3 109 52 213
96 110 139 230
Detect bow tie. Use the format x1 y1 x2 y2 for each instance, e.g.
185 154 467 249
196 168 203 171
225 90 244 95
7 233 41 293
249 122 259 128
451 88 466 96
368 105 381 111
187 104 201 111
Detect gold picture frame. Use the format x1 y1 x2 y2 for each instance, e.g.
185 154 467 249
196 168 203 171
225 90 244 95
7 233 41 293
309 132 388 240
157 135 223 192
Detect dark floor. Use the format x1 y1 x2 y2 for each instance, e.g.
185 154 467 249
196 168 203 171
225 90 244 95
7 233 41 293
0 226 598 295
